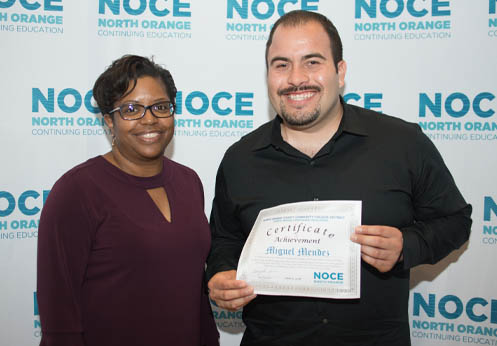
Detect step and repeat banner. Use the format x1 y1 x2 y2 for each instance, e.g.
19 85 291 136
1 1 496 345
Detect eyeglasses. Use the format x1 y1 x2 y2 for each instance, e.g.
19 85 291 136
109 101 175 120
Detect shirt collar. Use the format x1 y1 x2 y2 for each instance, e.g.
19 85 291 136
341 98 369 137
252 96 369 152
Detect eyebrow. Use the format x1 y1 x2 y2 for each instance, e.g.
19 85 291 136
269 56 290 66
269 53 327 66
302 53 326 61
120 97 169 104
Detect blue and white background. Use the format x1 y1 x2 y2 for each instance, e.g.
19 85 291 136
1 1 496 345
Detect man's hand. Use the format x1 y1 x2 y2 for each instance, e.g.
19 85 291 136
350 225 403 273
208 270 257 311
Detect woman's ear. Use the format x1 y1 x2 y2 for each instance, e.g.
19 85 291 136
103 114 114 134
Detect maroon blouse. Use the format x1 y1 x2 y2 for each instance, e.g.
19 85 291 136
37 156 219 346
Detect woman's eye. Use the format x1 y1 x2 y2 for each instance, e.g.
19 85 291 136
123 104 138 113
154 103 171 113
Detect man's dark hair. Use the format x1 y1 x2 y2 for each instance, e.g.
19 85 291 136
93 55 177 116
265 10 343 70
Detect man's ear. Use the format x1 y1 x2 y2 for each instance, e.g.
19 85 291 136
337 60 347 89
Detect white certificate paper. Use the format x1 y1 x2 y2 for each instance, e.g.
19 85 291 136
237 201 362 299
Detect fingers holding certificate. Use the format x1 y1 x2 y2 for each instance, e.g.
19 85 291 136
351 225 404 273
208 270 257 311
236 201 362 299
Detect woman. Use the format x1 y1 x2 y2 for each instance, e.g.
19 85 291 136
37 55 219 346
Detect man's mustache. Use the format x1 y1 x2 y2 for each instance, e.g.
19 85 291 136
278 85 321 96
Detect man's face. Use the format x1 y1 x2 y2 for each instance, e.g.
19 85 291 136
266 21 346 129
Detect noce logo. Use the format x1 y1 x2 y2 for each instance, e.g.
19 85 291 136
0 0 63 11
98 0 191 17
0 190 50 217
227 0 319 20
355 0 450 19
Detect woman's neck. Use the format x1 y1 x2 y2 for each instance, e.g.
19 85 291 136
103 150 163 177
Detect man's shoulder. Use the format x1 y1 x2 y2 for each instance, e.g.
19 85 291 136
224 119 273 158
345 102 422 138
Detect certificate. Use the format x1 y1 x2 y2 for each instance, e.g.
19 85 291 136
236 201 361 299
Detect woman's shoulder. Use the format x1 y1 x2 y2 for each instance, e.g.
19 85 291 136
163 157 205 193
55 156 104 184
49 156 105 197
164 157 200 179
41 157 105 219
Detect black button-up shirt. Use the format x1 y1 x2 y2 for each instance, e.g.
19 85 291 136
207 101 472 346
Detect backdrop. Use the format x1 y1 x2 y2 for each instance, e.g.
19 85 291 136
1 1 496 345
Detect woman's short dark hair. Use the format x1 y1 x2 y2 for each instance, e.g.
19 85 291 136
265 10 343 70
93 55 177 116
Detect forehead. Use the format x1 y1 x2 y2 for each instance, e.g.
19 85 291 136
119 76 168 104
125 76 167 95
134 76 165 89
268 21 332 60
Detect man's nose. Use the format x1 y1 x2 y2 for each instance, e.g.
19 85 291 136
287 65 310 86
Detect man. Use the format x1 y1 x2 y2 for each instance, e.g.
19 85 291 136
207 10 472 346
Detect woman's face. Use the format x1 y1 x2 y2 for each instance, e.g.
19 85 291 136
104 76 174 165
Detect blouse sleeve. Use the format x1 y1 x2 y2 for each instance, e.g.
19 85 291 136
190 170 220 345
37 173 94 346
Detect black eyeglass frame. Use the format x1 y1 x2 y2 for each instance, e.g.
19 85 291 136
109 101 175 120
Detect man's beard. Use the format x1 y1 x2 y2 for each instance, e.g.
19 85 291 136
279 102 320 127
277 86 321 127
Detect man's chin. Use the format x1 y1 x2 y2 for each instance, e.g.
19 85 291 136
281 112 319 127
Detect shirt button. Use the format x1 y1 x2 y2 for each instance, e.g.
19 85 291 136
322 318 328 324
310 160 315 166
